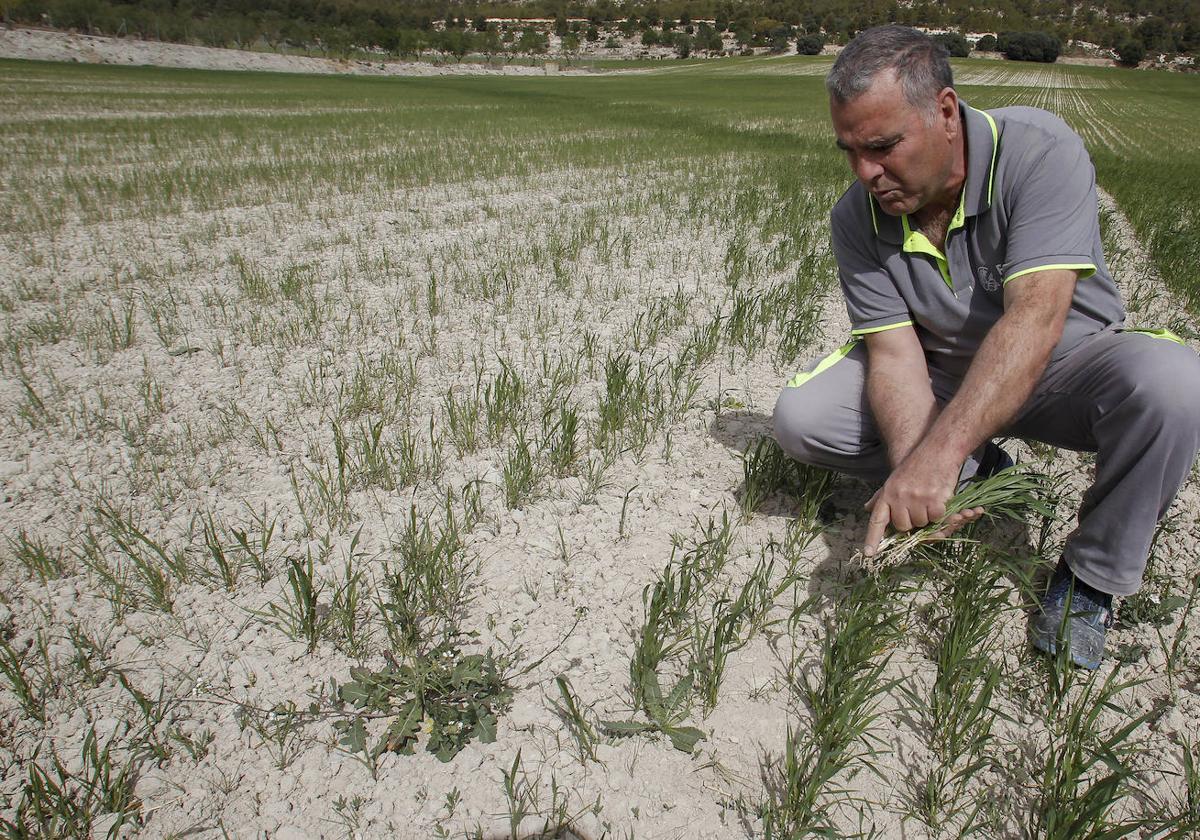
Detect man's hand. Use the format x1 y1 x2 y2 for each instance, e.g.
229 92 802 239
861 451 985 556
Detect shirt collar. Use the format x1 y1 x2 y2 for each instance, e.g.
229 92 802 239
866 100 999 245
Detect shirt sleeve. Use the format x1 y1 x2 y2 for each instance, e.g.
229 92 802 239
831 197 913 335
1001 126 1099 284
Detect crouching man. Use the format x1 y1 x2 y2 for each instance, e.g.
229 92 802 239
773 25 1200 668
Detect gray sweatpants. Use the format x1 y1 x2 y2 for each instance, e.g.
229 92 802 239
772 328 1200 596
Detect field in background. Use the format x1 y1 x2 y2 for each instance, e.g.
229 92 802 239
0 55 1198 837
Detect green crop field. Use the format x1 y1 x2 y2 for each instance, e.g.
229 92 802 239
0 55 1198 837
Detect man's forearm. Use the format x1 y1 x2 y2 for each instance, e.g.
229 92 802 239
865 338 940 469
915 271 1076 466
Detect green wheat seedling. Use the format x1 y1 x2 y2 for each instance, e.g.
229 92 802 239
1161 735 1200 837
0 727 142 838
65 623 115 690
1031 658 1153 840
740 437 834 519
690 548 786 714
550 675 600 764
901 544 1008 834
762 581 901 837
444 386 482 455
195 511 246 591
338 351 419 423
502 431 540 510
606 516 744 750
115 670 175 763
236 700 314 771
483 358 526 443
861 465 1054 573
261 547 327 653
92 502 190 613
329 542 371 658
379 502 473 656
0 636 47 723
541 401 580 477
8 530 70 583
83 296 137 362
495 750 595 840
77 531 138 620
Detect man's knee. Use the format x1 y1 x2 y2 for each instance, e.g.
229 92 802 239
1118 339 1200 433
773 383 834 463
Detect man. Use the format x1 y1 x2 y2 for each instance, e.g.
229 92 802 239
773 25 1200 669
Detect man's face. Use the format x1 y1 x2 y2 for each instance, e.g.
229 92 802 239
830 71 959 217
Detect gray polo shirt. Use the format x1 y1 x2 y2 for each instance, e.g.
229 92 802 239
832 102 1126 379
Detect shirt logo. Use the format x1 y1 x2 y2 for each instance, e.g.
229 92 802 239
976 265 1001 292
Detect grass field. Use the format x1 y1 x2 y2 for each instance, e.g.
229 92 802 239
0 55 1198 838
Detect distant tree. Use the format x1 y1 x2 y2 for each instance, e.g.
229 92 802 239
517 27 548 54
998 31 1060 63
674 32 692 57
796 33 824 55
769 25 790 53
641 28 659 46
1135 16 1172 53
976 33 997 52
1115 39 1146 66
604 35 619 48
472 15 487 32
715 13 729 32
679 11 691 26
554 14 567 37
933 31 969 57
586 25 599 42
561 32 580 54
439 29 472 62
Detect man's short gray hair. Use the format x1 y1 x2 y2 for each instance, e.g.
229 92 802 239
826 26 953 112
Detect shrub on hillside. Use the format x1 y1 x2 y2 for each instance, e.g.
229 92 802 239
1115 39 1146 66
998 31 1060 63
933 32 969 57
976 34 997 51
796 34 824 55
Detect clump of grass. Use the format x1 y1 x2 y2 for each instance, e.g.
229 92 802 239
9 530 71 583
550 675 601 764
0 728 142 837
0 635 48 723
740 436 833 518
901 543 1009 834
1031 658 1153 839
379 501 474 657
263 547 326 653
762 579 901 837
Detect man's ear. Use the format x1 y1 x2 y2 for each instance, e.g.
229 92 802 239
936 87 959 138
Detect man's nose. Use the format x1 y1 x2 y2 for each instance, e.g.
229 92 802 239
851 153 884 184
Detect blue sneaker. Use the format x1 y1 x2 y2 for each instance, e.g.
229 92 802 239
957 441 1013 490
1030 559 1114 670
977 441 1014 478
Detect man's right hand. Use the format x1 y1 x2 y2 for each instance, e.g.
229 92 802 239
862 449 986 556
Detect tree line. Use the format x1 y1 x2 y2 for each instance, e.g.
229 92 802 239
2 0 1196 61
